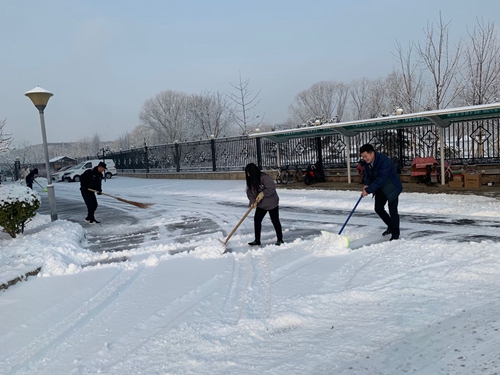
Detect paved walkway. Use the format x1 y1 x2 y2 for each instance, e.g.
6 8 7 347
37 182 500 257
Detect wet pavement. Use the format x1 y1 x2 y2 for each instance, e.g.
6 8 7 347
281 180 500 198
37 183 500 256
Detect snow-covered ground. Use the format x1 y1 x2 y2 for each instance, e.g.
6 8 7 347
1 177 500 374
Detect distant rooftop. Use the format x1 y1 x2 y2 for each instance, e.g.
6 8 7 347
49 155 77 163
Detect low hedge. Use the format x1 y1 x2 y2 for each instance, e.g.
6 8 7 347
0 184 41 238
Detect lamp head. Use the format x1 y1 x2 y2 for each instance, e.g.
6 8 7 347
25 86 53 111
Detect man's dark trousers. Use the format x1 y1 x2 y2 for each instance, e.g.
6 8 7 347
374 189 400 238
81 190 98 221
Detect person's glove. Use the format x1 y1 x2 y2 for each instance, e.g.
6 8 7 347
255 192 264 203
97 190 102 195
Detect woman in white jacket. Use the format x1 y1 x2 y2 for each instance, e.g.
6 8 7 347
21 166 30 184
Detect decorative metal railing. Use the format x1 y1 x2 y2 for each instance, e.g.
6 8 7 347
100 117 500 173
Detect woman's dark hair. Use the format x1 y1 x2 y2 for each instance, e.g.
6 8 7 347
245 163 261 191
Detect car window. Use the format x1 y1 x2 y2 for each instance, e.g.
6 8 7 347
84 162 92 169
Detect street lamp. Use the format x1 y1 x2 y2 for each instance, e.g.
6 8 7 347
24 86 58 221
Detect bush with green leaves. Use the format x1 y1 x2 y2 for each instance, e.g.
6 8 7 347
0 184 41 238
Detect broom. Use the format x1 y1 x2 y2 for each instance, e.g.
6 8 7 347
34 179 48 192
88 189 153 209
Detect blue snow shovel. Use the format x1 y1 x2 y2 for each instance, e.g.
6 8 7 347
338 195 363 235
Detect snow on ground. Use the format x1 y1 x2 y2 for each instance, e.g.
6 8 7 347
1 177 500 374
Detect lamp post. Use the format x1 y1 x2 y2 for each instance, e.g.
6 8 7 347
25 86 58 221
14 157 20 181
99 146 111 180
143 139 149 175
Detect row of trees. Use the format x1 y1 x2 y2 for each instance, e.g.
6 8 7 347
138 72 264 145
135 15 499 145
3 14 499 164
289 15 500 125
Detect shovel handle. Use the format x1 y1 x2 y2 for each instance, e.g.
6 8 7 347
223 204 256 245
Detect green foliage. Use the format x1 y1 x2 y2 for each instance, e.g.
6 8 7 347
0 185 41 238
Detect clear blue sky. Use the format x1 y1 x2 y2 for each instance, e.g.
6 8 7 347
1 0 499 145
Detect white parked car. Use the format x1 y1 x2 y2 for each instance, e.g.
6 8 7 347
52 165 76 182
62 159 117 182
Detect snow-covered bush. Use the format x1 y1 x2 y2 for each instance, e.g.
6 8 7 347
0 184 41 238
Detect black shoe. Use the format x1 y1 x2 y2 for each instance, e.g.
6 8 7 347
382 228 391 236
390 236 399 241
248 240 261 246
85 217 90 222
275 240 284 246
89 220 101 224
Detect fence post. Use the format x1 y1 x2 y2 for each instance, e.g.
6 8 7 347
175 141 180 172
144 143 149 176
256 137 262 169
397 128 404 166
132 150 136 173
345 136 351 184
315 137 323 167
210 136 216 171
14 157 20 181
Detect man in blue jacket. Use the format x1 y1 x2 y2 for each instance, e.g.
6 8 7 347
360 144 403 240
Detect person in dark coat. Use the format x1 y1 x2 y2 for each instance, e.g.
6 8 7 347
25 168 38 189
245 163 283 246
80 162 106 224
356 159 365 184
360 144 403 240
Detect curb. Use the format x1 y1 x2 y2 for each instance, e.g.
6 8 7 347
0 267 42 291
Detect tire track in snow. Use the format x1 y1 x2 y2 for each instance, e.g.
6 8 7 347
219 251 273 325
82 263 233 374
4 267 145 375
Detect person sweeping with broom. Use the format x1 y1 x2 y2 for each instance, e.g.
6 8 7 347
245 163 284 246
80 161 106 224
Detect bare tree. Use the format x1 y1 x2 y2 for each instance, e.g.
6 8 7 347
91 133 101 157
416 12 462 110
288 81 349 126
349 77 372 120
116 132 132 150
139 90 191 143
392 41 427 113
227 72 263 135
13 140 38 164
366 78 390 118
0 118 12 154
190 91 235 138
72 137 94 159
457 18 500 106
131 125 155 147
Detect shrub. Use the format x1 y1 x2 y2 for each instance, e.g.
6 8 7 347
0 184 41 238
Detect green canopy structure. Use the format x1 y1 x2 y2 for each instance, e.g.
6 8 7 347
249 103 500 184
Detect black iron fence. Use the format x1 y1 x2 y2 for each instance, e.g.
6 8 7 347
101 118 500 173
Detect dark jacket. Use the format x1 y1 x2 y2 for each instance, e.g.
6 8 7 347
362 152 403 202
80 167 103 193
25 168 38 187
246 173 279 210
